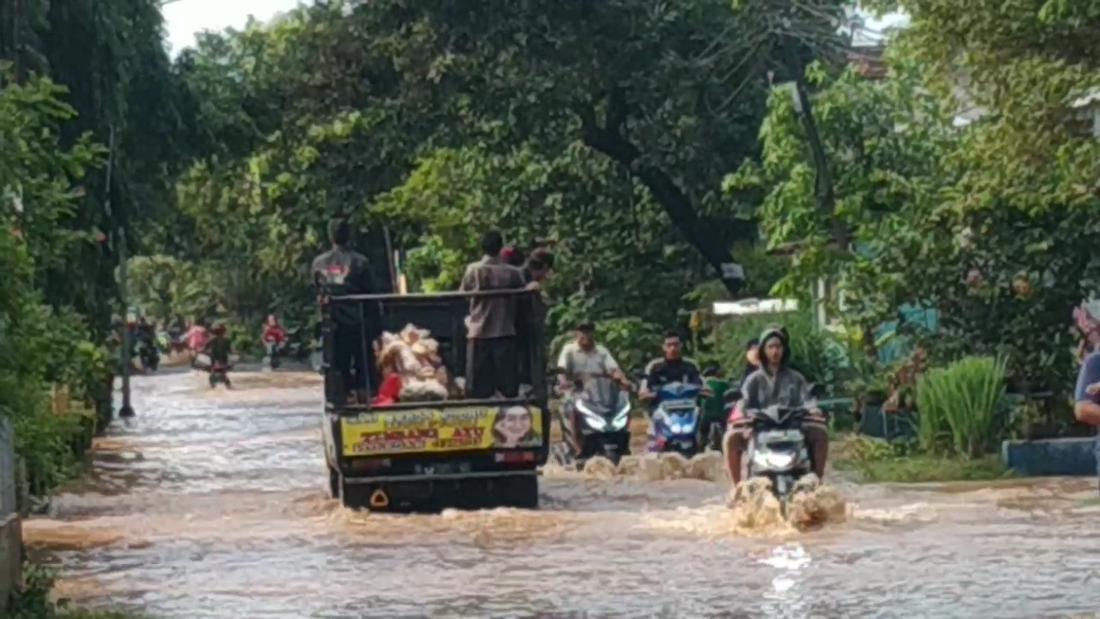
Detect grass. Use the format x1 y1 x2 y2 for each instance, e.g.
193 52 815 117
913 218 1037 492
8 563 146 619
832 433 1012 483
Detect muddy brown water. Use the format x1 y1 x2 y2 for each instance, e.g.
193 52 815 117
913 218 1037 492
22 370 1100 618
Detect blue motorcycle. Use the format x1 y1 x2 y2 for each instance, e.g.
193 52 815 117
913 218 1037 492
647 381 703 456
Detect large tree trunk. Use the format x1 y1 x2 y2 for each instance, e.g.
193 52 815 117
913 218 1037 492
578 102 744 296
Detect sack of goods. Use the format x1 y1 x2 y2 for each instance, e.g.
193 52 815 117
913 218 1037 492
378 324 450 403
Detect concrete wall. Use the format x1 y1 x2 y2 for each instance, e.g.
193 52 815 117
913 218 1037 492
1002 437 1097 477
0 419 20 611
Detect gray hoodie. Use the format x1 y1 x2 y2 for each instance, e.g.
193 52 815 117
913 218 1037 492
741 328 816 413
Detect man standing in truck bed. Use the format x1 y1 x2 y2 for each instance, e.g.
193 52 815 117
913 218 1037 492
313 217 380 404
460 230 526 399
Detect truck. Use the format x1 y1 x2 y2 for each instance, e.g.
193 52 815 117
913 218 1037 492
319 289 549 512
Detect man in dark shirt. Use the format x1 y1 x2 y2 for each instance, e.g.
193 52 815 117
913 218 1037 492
641 331 703 401
460 230 526 398
312 218 380 404
203 324 233 388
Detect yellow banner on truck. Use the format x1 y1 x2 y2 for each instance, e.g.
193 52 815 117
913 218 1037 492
341 405 543 456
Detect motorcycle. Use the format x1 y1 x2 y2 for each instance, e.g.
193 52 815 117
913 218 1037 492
648 381 703 456
263 340 283 370
194 353 233 388
743 404 814 507
137 339 160 373
556 373 632 465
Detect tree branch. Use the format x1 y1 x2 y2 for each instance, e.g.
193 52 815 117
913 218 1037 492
578 98 743 294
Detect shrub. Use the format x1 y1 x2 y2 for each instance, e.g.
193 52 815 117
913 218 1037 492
916 356 1008 458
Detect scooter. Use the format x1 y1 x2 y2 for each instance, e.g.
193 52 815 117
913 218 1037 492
194 353 233 388
137 339 160 373
648 381 703 457
557 373 632 465
743 404 814 507
263 340 283 370
208 362 233 388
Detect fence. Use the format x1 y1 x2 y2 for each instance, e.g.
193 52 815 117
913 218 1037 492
0 419 21 610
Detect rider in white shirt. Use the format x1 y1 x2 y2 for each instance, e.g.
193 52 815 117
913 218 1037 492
557 324 628 384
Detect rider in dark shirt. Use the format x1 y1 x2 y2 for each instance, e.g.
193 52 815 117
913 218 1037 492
643 333 701 389
312 218 381 404
640 331 703 407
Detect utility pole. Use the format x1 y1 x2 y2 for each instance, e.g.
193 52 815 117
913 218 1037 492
103 124 135 418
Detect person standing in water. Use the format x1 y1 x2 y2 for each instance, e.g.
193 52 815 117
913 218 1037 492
723 327 828 484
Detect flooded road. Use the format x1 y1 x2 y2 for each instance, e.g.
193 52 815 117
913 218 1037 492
24 370 1100 618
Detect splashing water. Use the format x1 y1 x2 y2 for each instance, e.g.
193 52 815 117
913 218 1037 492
727 474 848 533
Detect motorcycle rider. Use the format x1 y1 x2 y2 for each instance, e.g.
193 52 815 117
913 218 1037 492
556 322 631 452
723 326 828 484
640 331 707 451
136 315 158 371
204 324 233 388
262 314 288 367
185 319 211 363
639 331 704 404
167 314 188 354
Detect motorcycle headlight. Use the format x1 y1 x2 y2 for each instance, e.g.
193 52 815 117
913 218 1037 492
611 401 630 430
754 451 795 470
583 411 607 431
576 401 606 431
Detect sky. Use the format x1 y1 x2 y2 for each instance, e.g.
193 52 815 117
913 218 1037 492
162 0 309 53
162 0 908 55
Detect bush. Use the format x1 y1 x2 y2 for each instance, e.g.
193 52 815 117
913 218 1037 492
916 356 1008 458
834 435 1010 483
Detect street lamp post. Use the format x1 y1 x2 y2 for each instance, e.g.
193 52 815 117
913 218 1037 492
103 124 135 418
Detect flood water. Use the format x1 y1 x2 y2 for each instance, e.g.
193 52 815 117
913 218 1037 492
23 369 1100 618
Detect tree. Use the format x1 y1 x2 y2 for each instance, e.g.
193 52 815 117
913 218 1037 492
1 0 185 334
0 74 112 495
740 36 1100 399
373 0 851 294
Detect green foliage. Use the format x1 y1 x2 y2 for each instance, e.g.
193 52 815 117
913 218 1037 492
156 0 853 345
0 76 112 502
834 434 1010 483
742 34 1100 402
916 356 1008 458
10 562 145 619
2 1 186 333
